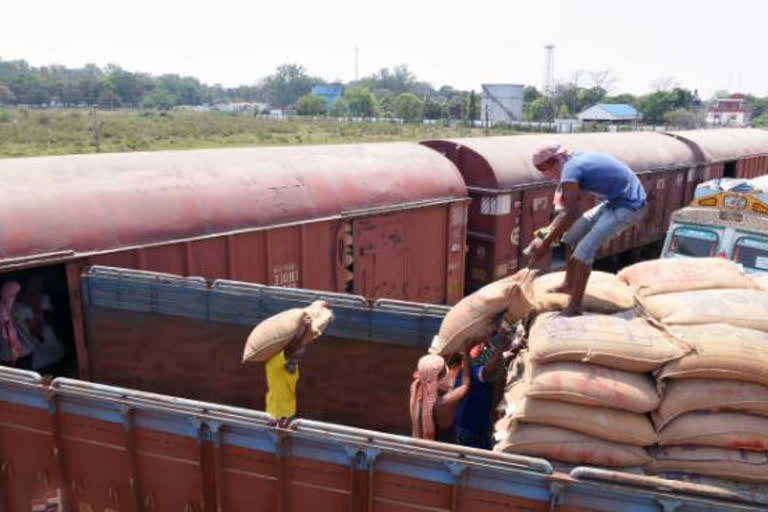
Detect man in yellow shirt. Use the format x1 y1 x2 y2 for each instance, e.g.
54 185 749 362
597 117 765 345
265 315 313 427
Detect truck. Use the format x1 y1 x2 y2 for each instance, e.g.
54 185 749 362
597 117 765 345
661 176 768 275
2 266 768 511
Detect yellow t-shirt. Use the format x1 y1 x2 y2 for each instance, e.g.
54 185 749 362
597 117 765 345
265 351 299 420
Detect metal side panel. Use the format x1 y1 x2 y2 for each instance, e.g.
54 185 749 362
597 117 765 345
84 267 450 349
0 368 59 511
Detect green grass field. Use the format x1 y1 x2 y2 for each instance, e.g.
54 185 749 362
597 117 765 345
0 108 538 158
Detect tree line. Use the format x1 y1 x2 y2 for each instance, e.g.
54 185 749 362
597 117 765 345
1 57 767 126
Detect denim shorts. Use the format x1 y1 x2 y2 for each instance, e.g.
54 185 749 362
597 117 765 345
562 201 647 264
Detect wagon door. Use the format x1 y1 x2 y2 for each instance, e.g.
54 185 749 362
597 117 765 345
353 215 407 300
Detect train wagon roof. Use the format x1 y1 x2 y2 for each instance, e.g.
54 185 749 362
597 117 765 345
668 128 768 162
422 132 698 190
0 143 467 263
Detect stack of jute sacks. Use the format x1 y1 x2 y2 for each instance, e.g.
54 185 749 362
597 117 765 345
494 270 688 468
624 258 768 483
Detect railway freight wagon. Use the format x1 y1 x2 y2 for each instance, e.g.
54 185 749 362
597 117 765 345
1 267 767 511
0 143 469 377
422 129 768 291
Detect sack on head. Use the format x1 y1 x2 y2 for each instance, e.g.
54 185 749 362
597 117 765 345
242 300 334 363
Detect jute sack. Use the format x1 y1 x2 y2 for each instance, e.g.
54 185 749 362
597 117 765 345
504 381 657 445
618 258 757 297
754 275 768 293
523 358 660 413
430 269 536 356
647 446 768 483
528 312 690 373
653 379 768 430
241 300 334 363
638 289 768 332
493 418 652 467
659 412 768 451
534 271 635 313
657 324 768 388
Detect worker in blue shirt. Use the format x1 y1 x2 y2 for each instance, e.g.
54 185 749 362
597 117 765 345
453 318 516 449
525 144 647 316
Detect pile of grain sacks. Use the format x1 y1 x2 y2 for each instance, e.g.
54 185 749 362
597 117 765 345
494 258 768 483
628 259 768 483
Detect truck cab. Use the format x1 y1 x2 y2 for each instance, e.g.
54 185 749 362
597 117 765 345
662 176 768 275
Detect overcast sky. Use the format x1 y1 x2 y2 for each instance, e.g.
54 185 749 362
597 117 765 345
3 0 765 98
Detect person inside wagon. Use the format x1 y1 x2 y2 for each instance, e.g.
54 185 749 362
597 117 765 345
409 349 471 443
0 281 36 370
524 144 647 316
452 317 517 449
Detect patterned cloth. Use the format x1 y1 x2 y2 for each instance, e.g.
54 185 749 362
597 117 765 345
0 281 24 364
409 354 446 440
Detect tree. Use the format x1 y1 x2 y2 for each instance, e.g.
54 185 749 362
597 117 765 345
663 108 697 128
393 92 423 122
466 91 479 122
0 84 15 105
295 94 326 115
141 86 174 110
524 97 554 121
423 97 442 120
577 86 606 112
557 103 572 119
329 97 348 117
261 64 316 109
588 70 617 92
603 93 637 105
523 86 541 103
344 86 378 117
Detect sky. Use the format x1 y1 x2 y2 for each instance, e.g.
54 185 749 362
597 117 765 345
3 0 766 98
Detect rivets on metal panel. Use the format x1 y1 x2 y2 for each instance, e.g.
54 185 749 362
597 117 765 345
108 486 120 504
343 446 381 470
144 493 155 510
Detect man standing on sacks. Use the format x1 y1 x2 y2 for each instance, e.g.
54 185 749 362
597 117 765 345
524 144 647 316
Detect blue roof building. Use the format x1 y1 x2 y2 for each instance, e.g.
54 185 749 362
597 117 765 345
311 84 344 107
578 103 639 123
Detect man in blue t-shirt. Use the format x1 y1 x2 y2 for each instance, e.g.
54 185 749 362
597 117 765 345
525 144 647 316
453 319 515 449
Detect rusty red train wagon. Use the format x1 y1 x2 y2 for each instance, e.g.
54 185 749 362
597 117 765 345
422 132 703 290
0 141 469 299
669 128 768 180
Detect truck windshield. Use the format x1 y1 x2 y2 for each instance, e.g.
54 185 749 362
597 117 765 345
733 236 768 272
667 227 719 257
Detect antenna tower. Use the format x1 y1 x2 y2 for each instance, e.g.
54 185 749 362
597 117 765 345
543 44 555 95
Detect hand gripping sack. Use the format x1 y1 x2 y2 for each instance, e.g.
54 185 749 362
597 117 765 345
493 418 651 467
503 380 657 446
430 269 535 356
528 312 690 372
242 300 334 363
522 358 660 413
657 324 768 387
647 446 768 483
653 379 768 430
534 270 635 313
638 289 768 332
618 257 757 297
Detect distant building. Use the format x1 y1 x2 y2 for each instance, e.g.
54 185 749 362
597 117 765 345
311 84 344 108
577 104 639 124
707 93 750 127
481 84 524 125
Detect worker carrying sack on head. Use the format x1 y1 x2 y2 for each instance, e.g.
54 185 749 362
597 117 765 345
523 144 647 316
242 300 334 427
